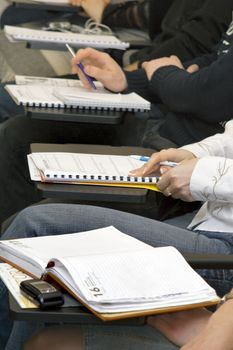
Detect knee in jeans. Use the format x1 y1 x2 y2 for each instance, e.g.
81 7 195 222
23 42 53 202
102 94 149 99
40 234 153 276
22 330 49 350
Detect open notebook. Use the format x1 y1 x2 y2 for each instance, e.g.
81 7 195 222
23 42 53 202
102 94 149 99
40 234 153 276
0 226 220 321
4 25 129 50
27 152 158 190
5 75 150 111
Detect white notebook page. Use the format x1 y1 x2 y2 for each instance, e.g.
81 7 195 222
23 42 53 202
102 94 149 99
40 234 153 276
50 247 217 312
28 152 146 180
4 26 129 50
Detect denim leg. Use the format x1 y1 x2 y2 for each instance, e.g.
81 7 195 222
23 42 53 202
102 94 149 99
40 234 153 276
0 279 13 349
2 203 232 255
13 204 233 295
2 203 233 348
4 321 43 350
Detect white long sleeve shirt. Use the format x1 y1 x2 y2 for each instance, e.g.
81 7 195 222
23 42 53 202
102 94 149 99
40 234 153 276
181 120 233 232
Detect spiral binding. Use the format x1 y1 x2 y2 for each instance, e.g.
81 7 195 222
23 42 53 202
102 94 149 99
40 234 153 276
44 173 157 184
20 102 149 112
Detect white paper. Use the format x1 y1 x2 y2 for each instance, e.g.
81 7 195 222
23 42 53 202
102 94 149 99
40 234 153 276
49 246 217 312
0 227 150 278
4 26 129 50
27 152 157 184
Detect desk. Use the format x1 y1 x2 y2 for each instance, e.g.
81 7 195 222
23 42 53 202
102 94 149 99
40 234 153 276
9 296 145 325
31 143 154 203
5 13 151 51
26 107 125 125
10 0 79 13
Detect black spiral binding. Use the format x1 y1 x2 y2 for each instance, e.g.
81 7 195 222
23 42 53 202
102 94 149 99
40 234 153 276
44 173 157 183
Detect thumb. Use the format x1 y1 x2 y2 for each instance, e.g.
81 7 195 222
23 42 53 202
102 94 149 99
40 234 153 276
187 64 199 73
141 61 149 69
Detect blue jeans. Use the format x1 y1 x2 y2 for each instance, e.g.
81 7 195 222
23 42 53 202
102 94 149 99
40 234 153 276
1 203 233 349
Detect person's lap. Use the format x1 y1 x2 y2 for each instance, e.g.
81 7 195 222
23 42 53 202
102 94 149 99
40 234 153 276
22 323 179 350
2 203 233 294
1 203 233 349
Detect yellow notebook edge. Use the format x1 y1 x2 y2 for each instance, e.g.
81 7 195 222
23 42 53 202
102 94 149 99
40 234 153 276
40 179 159 192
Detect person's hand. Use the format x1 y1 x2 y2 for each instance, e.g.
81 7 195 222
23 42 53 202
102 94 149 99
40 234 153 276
71 48 127 92
69 0 82 6
181 300 233 350
157 158 198 201
142 55 184 80
186 64 199 73
124 61 139 71
147 308 211 347
69 0 110 22
129 148 195 177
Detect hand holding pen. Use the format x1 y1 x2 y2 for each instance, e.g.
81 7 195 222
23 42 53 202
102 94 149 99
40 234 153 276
66 44 97 90
129 149 195 177
70 47 127 92
130 155 177 167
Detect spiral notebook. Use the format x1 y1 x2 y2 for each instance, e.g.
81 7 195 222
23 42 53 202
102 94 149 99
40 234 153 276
5 76 150 111
4 25 129 50
27 152 159 190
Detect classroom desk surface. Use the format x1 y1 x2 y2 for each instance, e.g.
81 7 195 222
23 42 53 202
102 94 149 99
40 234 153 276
6 13 151 51
10 0 79 12
9 295 145 325
26 107 125 125
30 143 155 203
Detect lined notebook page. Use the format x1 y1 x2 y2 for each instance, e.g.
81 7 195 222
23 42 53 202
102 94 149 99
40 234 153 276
54 87 150 111
28 152 158 183
6 81 150 111
50 247 217 312
4 26 129 50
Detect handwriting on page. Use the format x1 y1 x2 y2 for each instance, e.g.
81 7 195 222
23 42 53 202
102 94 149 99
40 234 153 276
31 153 143 176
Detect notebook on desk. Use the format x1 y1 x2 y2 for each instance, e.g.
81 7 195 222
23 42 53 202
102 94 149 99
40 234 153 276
4 25 129 50
0 226 220 321
27 152 158 191
5 75 150 112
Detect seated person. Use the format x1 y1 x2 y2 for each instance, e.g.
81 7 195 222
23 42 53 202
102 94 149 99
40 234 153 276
1 14 233 222
22 289 233 350
70 0 232 68
1 121 233 349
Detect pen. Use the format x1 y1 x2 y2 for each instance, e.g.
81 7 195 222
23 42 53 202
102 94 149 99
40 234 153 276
130 155 150 162
159 161 178 167
65 44 97 90
130 156 177 167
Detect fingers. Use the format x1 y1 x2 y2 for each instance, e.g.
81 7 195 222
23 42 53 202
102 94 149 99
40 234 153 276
129 149 180 177
70 0 82 6
141 61 149 69
186 64 199 73
76 48 110 67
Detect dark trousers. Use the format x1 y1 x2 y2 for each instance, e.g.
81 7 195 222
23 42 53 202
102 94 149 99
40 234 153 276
0 113 153 224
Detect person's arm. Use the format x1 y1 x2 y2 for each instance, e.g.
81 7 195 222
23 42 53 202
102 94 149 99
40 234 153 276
71 47 155 101
124 69 156 101
181 299 233 350
103 0 149 30
148 298 233 350
146 45 233 123
186 155 233 203
139 0 231 65
181 120 233 158
69 0 110 23
182 52 218 70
